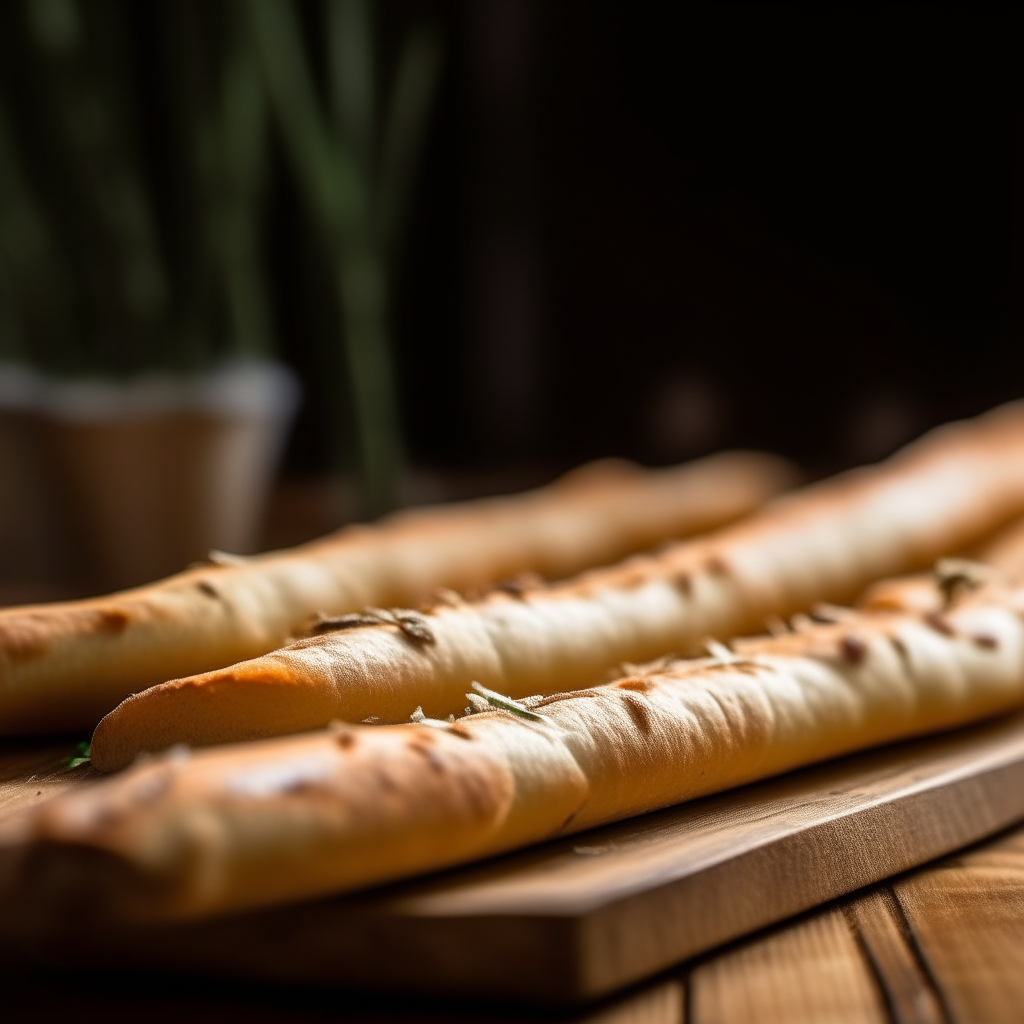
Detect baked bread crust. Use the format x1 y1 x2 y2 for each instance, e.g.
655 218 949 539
0 451 791 734
5 572 1022 922
978 514 1024 578
91 403 1024 770
858 513 1024 615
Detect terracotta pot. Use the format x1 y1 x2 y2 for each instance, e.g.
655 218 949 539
1 361 299 591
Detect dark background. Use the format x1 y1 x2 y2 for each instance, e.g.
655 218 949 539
279 1 1020 482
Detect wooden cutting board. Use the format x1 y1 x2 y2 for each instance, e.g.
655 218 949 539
4 712 1024 1005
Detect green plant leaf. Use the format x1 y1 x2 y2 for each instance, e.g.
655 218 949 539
249 0 362 232
66 739 90 768
377 24 442 265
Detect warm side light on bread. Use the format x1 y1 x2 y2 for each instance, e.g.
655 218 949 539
0 451 792 734
977 514 1024 578
90 403 1024 770
4 571 1023 923
858 513 1024 616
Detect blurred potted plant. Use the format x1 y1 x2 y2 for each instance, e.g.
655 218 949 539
250 0 440 516
0 89 72 585
0 0 298 588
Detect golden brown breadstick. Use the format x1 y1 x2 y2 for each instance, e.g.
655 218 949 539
5 571 1022 922
0 451 791 735
978 514 1024 577
90 403 1024 771
859 513 1024 615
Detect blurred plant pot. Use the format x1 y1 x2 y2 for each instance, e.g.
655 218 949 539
37 361 300 590
0 365 74 584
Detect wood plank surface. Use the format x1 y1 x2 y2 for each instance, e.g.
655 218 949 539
0 738 96 819
844 890 946 1024
689 908 888 1024
683 823 1024 1024
5 713 1024 1005
6 822 1024 1024
3 750 1024 1020
892 828 1024 1022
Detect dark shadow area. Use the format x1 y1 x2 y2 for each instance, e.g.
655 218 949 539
379 2 1020 476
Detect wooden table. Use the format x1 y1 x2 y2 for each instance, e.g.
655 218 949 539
6 481 1021 1022
687 821 1024 1023
2 720 1024 1024
3 822 1022 1023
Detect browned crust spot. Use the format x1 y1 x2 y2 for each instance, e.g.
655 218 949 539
616 677 653 692
0 605 132 660
973 632 999 650
924 611 955 637
840 634 868 666
96 608 130 633
706 555 730 577
331 729 357 750
617 568 655 590
196 580 220 599
176 661 301 694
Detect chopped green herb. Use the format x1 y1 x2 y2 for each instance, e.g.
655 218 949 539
66 740 91 768
467 682 554 724
935 558 989 608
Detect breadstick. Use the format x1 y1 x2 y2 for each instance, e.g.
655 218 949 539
859 513 1024 615
90 403 1024 771
0 451 791 734
977 514 1024 578
5 571 1022 922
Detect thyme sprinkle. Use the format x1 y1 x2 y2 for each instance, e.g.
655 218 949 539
467 682 554 724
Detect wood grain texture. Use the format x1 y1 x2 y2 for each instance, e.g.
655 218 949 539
677 882 944 1024
689 909 887 1024
582 981 684 1024
893 828 1024 1023
678 823 1024 1023
0 739 96 820
844 890 947 1024
5 715 1024 1004
3 752 1024 1021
